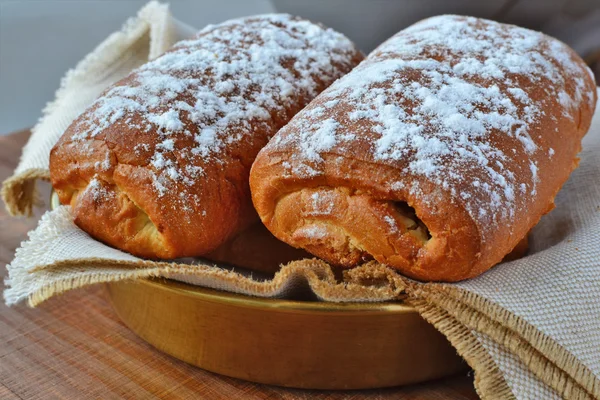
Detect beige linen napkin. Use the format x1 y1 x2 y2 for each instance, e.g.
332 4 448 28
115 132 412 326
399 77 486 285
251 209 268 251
2 3 599 399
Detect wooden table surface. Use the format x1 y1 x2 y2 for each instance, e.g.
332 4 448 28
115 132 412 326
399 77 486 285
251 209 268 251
0 130 478 400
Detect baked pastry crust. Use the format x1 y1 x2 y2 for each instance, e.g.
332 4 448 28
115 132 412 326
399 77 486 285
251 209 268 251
250 15 597 281
50 14 363 259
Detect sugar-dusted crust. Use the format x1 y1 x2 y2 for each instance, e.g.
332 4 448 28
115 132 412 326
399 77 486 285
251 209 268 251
250 15 597 282
50 14 363 259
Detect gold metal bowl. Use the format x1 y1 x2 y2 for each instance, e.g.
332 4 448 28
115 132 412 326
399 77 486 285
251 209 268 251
51 191 465 389
106 279 466 389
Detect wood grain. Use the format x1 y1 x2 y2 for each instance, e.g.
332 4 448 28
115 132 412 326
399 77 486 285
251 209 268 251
0 130 478 399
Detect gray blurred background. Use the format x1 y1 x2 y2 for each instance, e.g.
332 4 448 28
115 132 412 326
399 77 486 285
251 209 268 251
1 0 599 135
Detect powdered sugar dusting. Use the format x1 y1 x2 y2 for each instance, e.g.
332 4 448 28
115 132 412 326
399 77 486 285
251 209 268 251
301 225 328 240
298 117 339 161
277 111 355 176
383 215 398 233
85 176 114 202
306 191 335 216
94 152 112 171
69 14 359 206
271 15 595 237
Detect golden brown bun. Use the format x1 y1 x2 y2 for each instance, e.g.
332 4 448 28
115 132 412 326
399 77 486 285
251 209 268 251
250 15 597 282
50 14 363 259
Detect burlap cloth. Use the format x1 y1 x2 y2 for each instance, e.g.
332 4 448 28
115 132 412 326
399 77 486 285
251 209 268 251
2 3 599 399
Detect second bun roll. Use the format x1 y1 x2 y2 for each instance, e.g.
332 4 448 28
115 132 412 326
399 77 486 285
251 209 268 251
250 15 597 282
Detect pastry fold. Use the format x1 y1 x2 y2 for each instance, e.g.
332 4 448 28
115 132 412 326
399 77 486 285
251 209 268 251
250 15 597 281
50 14 362 259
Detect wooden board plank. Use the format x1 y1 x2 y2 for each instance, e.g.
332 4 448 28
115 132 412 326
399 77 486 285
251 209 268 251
0 131 478 399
